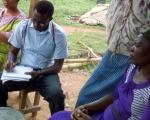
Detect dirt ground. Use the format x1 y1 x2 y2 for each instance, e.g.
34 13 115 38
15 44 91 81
63 26 101 35
8 70 89 120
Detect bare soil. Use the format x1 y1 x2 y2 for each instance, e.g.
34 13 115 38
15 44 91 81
63 26 101 35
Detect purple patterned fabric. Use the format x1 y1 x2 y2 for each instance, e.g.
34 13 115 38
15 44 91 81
0 8 26 37
49 65 150 120
0 8 26 28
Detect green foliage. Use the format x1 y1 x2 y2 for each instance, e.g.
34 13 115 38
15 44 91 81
0 0 108 72
0 0 97 25
18 0 30 15
68 30 107 57
83 61 99 73
51 0 97 25
106 0 112 3
0 43 9 71
0 0 110 26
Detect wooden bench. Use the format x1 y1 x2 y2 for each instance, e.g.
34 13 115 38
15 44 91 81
19 90 41 120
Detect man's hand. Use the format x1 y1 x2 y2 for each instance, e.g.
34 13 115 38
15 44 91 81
4 60 15 72
25 70 41 79
4 47 19 72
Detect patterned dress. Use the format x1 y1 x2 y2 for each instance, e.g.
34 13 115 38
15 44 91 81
0 8 26 70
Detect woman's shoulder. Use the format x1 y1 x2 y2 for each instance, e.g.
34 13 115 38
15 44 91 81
124 64 136 83
17 10 27 19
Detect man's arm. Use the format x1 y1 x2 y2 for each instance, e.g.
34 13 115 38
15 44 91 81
39 59 64 75
26 59 64 78
4 46 20 72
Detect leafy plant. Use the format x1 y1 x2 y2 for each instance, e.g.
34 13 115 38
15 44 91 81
0 0 108 72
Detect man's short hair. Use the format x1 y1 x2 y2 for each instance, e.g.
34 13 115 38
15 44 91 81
34 0 54 17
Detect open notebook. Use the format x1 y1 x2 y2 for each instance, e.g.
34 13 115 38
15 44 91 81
1 65 33 83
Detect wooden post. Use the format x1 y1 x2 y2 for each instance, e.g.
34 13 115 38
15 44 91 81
29 0 38 17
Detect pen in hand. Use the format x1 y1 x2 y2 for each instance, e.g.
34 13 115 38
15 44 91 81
4 55 15 72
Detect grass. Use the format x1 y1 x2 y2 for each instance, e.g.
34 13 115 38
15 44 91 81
8 0 107 55
51 0 97 26
0 0 109 72
0 0 110 26
0 0 97 26
68 31 107 57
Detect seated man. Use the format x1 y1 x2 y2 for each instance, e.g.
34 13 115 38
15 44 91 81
0 0 68 114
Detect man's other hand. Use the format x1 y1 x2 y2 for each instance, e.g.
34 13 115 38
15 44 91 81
25 70 41 79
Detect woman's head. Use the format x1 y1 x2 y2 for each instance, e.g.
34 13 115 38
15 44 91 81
130 30 150 66
2 0 19 10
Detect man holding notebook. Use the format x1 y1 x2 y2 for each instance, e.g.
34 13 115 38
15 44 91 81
0 1 68 114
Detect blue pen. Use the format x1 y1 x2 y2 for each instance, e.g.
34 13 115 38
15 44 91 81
7 55 14 72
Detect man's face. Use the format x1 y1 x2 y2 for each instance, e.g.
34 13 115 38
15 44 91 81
32 10 51 32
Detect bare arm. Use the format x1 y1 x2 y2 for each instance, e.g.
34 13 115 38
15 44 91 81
39 59 64 75
26 59 64 78
4 45 20 71
83 93 114 112
72 93 114 119
0 32 10 44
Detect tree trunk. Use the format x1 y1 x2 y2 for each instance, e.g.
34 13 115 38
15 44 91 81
65 58 101 63
29 0 38 17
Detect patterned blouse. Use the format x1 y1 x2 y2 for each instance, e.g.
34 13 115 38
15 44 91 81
0 8 26 70
0 8 26 34
106 0 150 56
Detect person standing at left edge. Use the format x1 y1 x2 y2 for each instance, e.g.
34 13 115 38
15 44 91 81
0 0 68 115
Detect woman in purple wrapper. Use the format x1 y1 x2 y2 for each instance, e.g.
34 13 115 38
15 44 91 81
49 30 150 120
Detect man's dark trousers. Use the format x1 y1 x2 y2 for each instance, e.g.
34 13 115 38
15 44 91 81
0 73 65 114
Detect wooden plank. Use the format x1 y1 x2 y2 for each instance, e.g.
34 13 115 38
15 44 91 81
29 0 38 17
26 95 32 107
32 92 41 117
20 105 41 114
64 58 101 63
19 90 41 120
19 90 28 110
